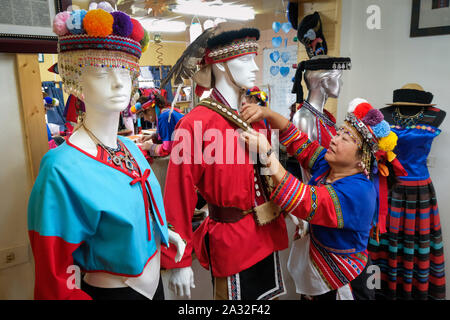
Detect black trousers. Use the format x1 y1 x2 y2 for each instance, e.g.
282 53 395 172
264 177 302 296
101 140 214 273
81 276 165 300
314 258 376 300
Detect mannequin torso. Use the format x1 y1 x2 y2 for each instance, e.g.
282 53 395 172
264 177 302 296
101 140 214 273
293 69 342 182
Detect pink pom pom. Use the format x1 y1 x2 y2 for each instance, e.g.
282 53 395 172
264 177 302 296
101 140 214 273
53 11 71 36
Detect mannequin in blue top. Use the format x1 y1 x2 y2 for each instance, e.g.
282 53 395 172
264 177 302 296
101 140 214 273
28 6 185 300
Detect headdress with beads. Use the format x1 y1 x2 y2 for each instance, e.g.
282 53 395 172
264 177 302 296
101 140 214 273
342 98 399 177
245 86 268 107
159 26 260 100
53 2 149 106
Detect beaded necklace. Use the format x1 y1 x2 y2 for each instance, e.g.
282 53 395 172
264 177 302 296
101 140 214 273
81 123 136 171
392 107 424 127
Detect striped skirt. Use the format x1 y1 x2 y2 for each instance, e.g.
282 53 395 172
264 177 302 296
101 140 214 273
368 178 446 300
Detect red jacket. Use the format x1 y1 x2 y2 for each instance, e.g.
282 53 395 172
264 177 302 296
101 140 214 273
161 94 288 277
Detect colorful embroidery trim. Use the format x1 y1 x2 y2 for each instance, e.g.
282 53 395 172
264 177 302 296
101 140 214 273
325 185 344 229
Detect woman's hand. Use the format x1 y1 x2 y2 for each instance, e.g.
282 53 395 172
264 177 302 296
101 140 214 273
240 129 272 155
240 128 287 183
240 103 268 124
136 139 153 151
137 132 156 143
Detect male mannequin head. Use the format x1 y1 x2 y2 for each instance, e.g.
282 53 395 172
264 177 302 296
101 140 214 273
304 69 343 101
211 53 259 109
193 27 260 110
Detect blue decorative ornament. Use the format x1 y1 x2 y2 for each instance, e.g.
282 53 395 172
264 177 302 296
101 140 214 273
66 10 87 35
270 66 280 76
281 51 290 63
281 22 292 34
272 21 281 33
280 66 290 77
272 36 282 48
372 120 391 138
269 51 280 63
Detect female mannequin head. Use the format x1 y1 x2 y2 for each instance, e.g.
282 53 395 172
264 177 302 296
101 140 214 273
80 66 132 114
54 8 147 149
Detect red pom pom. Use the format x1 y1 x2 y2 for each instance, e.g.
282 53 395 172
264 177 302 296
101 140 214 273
130 18 145 42
353 102 373 119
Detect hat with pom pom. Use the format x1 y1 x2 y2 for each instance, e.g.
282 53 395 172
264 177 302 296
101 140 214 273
54 3 149 105
343 98 397 155
341 98 399 176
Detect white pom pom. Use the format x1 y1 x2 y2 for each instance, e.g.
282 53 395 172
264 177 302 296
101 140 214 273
348 97 368 113
88 2 98 10
98 1 114 12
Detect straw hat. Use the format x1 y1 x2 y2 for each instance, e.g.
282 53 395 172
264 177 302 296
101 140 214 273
386 83 435 107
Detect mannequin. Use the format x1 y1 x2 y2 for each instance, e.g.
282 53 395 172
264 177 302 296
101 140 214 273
69 66 185 293
28 7 184 300
166 53 259 296
368 83 446 300
293 68 342 182
161 28 288 300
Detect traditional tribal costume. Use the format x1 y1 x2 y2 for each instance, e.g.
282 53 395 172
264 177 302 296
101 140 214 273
368 84 446 299
28 5 169 300
161 28 288 300
273 99 404 299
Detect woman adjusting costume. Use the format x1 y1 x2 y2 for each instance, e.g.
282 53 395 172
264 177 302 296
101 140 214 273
28 3 184 300
240 98 406 300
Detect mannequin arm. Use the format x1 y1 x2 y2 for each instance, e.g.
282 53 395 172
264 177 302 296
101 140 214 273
167 267 195 298
168 229 186 263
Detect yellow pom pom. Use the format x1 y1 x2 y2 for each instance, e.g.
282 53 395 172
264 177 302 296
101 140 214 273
378 131 398 152
83 9 113 37
142 42 149 53
387 151 396 162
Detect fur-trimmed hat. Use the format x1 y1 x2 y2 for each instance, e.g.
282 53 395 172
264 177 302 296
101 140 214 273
194 27 260 96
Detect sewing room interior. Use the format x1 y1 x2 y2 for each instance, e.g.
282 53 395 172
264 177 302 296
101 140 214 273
0 0 449 302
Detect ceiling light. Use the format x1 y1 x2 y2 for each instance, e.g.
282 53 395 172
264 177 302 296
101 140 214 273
172 0 255 21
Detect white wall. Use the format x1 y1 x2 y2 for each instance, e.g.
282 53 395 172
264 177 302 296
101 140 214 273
339 0 450 298
0 53 34 299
